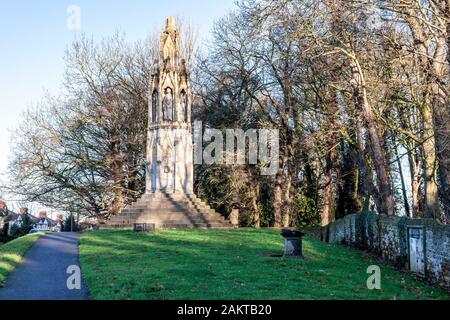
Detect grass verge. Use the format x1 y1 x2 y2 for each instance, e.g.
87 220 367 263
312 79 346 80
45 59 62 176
0 233 44 286
80 228 449 300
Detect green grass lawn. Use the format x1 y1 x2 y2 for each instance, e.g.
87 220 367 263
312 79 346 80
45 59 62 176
0 233 44 286
80 228 449 300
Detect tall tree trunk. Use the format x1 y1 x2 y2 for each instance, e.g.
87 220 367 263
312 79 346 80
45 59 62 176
250 175 261 228
355 115 376 211
252 195 261 229
336 126 363 216
432 0 450 222
283 174 292 228
408 145 422 218
353 165 362 211
321 136 338 226
322 173 335 226
432 62 450 222
434 93 450 222
321 93 339 225
281 129 294 228
422 103 440 219
273 171 283 228
350 58 395 215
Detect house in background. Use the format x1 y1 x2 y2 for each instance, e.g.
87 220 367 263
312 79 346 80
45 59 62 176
35 211 58 231
0 201 18 237
0 202 61 237
9 207 38 228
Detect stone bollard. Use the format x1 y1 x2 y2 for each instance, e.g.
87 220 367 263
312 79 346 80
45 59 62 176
281 229 305 259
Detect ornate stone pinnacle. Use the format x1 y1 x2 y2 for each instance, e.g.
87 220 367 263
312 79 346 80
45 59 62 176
166 16 175 31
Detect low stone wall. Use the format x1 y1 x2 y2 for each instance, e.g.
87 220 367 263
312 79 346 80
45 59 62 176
321 212 450 292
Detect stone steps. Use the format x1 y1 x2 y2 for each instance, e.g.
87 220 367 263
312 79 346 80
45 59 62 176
134 213 225 224
133 212 224 220
132 212 224 221
105 192 231 229
122 207 223 218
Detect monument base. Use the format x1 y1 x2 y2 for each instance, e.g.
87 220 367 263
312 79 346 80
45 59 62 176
106 192 231 229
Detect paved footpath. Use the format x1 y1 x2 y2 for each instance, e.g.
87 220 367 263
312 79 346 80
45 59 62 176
0 232 90 300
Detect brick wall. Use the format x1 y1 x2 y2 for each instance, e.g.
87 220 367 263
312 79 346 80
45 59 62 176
321 212 450 292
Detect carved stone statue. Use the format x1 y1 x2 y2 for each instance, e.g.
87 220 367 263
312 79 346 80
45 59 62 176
162 88 173 121
179 90 187 122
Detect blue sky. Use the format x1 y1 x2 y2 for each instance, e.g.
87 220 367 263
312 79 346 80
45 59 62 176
0 0 236 210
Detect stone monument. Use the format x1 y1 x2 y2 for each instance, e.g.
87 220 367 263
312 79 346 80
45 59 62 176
108 17 229 229
146 16 193 194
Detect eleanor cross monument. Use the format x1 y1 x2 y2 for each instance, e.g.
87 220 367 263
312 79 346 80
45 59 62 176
146 16 194 195
107 17 229 229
